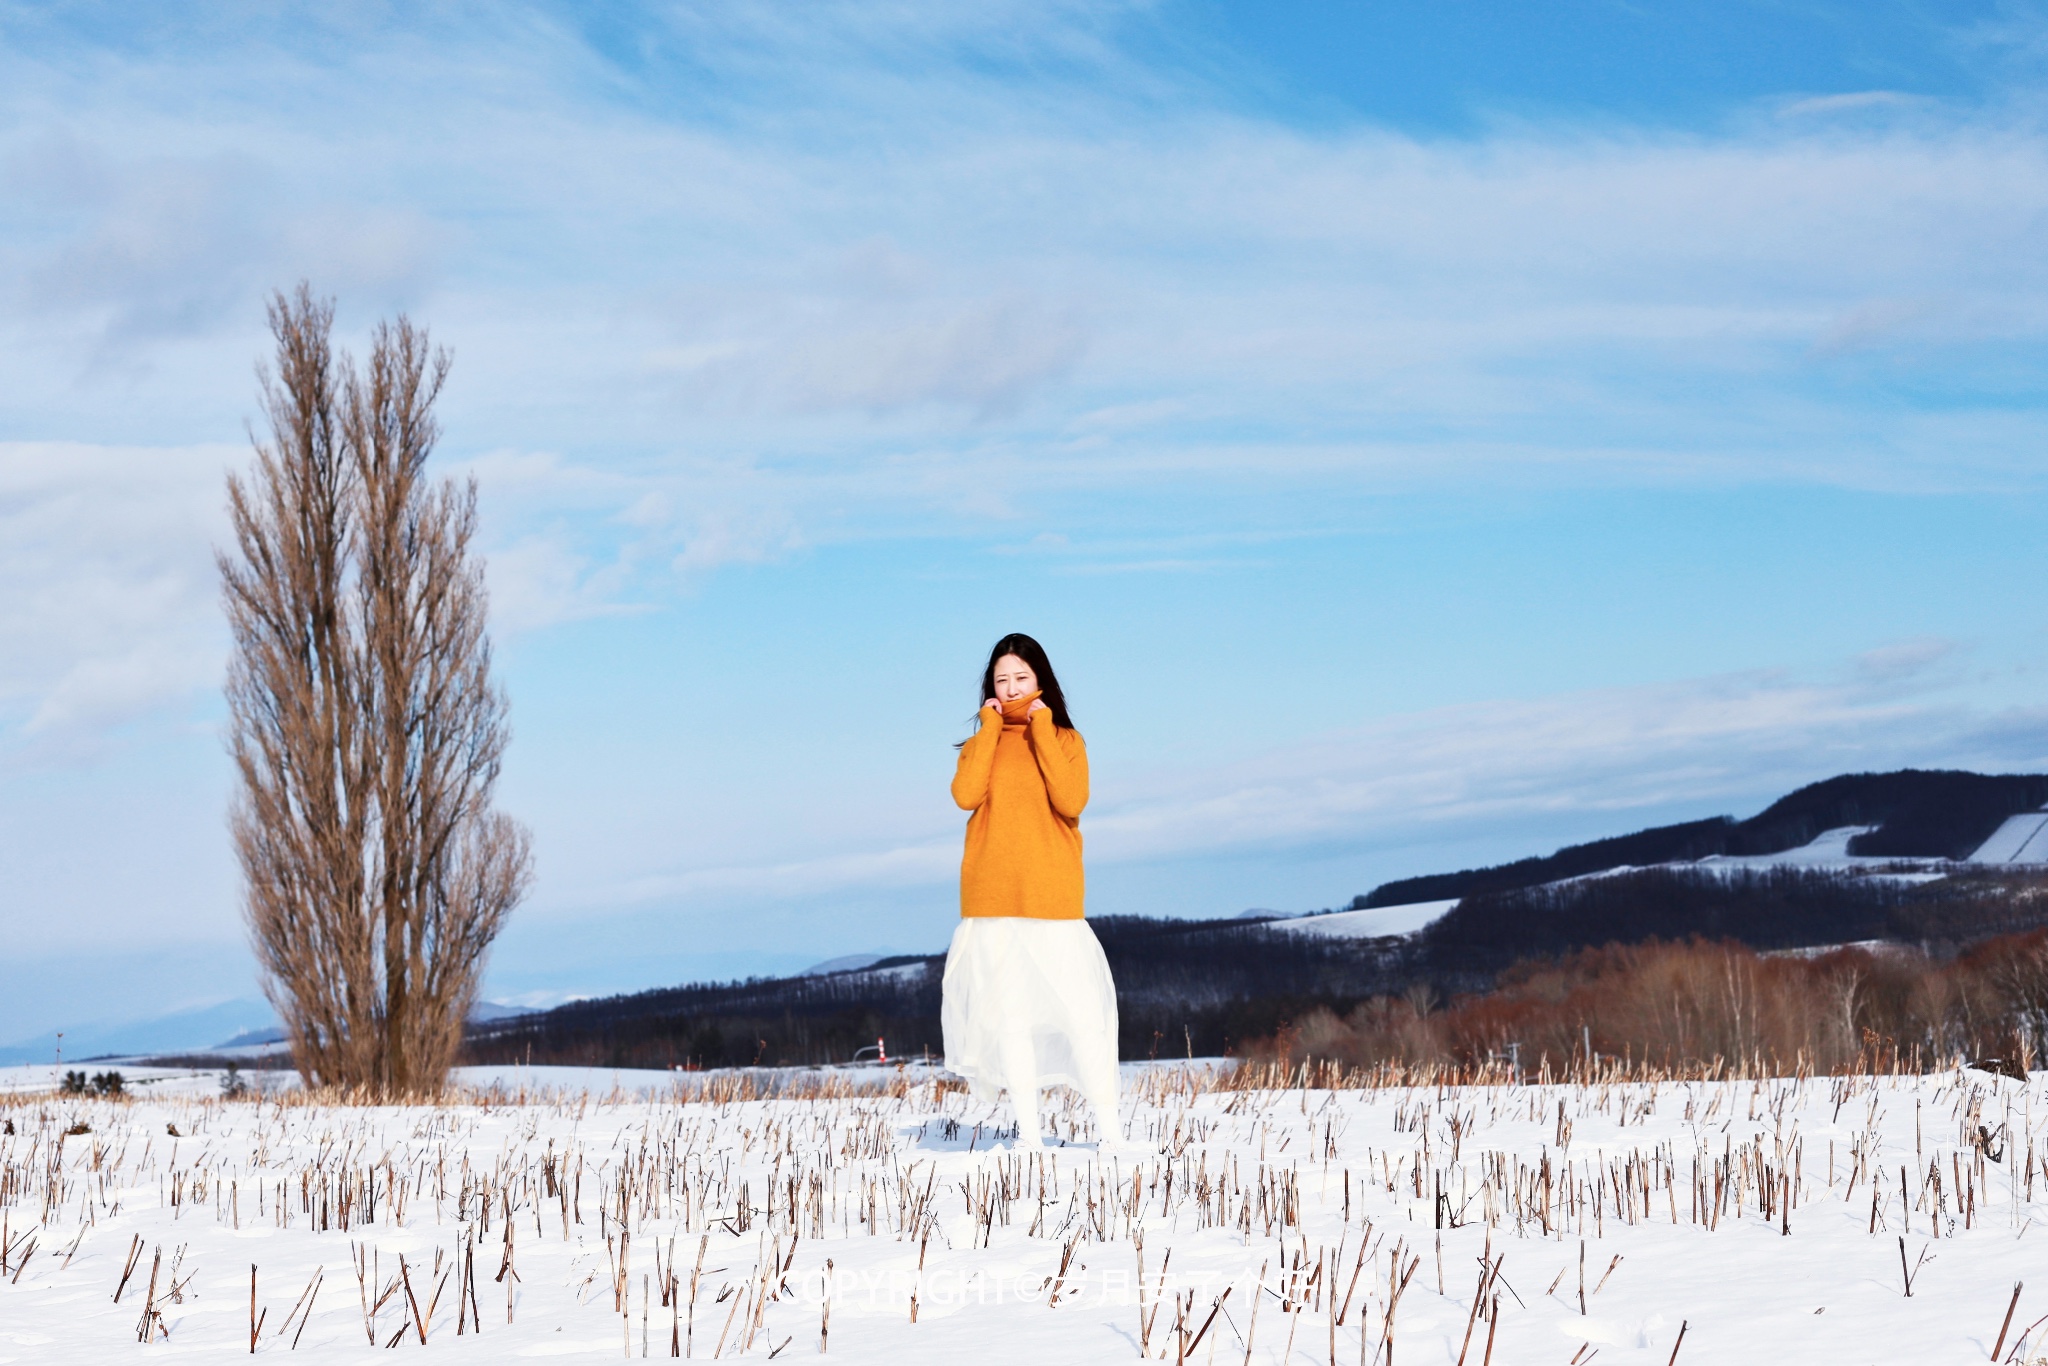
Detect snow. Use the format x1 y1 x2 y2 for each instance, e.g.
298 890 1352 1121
801 955 892 976
1533 826 1951 890
0 1064 948 1102
0 1066 247 1099
1275 828 1959 948
1690 825 1931 873
1764 939 1917 961
848 962 932 983
2 1059 2043 1363
1274 900 1460 940
1969 812 2048 865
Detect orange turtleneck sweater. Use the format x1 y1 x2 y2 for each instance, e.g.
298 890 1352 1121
950 690 1089 919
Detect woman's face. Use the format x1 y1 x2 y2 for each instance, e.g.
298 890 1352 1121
991 653 1038 704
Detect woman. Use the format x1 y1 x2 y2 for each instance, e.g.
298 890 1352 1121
942 633 1121 1150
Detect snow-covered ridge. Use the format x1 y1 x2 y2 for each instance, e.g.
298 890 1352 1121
801 952 893 975
1270 898 1459 940
1275 821 2024 944
1694 824 1915 872
1969 809 2048 864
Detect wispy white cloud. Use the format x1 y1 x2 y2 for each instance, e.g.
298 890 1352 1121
0 441 232 755
1 2 2045 1025
566 650 2048 912
1808 297 1947 359
9 9 2048 740
1082 666 2044 865
1777 91 1926 119
1855 636 1957 684
606 840 959 907
3 1 2045 499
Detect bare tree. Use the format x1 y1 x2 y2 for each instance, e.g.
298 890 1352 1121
221 284 530 1097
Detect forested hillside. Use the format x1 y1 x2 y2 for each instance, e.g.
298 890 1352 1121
184 768 2046 1074
465 865 2048 1070
464 917 1420 1070
1358 769 2048 907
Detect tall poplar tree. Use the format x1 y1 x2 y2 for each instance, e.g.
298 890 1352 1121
220 284 530 1096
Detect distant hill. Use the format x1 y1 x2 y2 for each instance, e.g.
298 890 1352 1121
1414 865 2048 982
0 997 280 1067
1358 769 2048 908
458 768 2048 1071
464 914 1415 1071
463 864 2048 1070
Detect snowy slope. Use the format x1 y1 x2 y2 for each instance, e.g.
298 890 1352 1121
1272 827 1951 946
1968 810 2048 864
802 953 892 975
1693 825 1896 871
1273 899 1460 940
1532 826 1954 889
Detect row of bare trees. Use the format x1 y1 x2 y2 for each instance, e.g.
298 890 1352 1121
1257 929 2048 1076
220 285 529 1097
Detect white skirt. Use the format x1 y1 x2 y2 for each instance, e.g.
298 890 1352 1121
940 917 1120 1120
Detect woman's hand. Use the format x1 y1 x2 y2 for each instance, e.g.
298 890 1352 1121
1027 698 1048 714
981 697 1004 724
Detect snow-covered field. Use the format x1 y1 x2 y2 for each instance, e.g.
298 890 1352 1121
1 1060 2044 1364
0 1066 908 1102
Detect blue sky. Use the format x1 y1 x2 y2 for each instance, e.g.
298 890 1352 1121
3 0 2048 1048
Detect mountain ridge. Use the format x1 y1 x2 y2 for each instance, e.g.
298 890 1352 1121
1357 769 2048 908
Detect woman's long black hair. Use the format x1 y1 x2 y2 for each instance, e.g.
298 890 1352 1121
977 632 1074 731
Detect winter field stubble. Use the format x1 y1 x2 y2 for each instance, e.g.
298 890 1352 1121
0 1060 2044 1364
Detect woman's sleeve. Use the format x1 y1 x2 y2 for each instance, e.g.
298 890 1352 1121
950 711 1002 810
1027 712 1089 818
